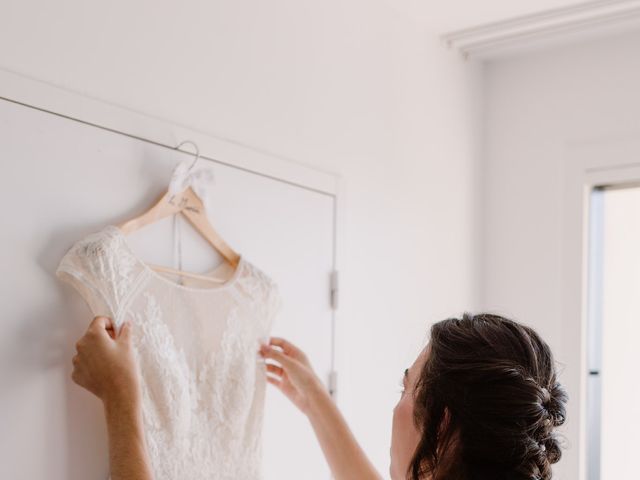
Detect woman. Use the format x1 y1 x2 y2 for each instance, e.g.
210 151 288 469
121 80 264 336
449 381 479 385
71 312 567 480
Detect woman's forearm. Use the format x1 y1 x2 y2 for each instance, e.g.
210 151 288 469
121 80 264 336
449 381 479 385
306 387 383 480
71 318 152 478
103 396 154 480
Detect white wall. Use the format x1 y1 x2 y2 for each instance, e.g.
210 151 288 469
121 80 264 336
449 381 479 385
0 0 482 476
482 29 640 480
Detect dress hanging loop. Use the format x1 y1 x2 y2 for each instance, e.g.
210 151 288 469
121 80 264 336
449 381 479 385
175 140 201 173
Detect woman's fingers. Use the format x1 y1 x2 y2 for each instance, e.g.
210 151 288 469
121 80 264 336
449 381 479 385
266 375 283 389
265 363 284 390
266 363 284 377
269 337 300 355
89 315 113 332
260 344 296 369
269 337 309 364
117 321 132 343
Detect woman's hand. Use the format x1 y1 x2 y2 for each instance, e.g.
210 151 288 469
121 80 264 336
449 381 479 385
72 315 141 408
260 337 382 480
259 337 329 415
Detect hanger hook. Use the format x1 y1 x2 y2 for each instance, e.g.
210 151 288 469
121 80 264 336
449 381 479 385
175 140 201 172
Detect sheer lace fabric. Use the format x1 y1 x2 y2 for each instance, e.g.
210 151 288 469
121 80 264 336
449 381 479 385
56 225 281 479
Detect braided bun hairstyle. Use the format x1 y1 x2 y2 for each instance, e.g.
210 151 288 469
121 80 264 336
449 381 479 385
409 313 567 480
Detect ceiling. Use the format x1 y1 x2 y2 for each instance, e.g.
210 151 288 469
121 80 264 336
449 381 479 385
380 0 594 32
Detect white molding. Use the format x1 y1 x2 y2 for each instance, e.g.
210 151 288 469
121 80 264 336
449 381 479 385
442 0 640 59
0 67 340 196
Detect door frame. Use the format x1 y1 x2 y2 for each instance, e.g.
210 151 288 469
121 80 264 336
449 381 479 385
564 137 640 480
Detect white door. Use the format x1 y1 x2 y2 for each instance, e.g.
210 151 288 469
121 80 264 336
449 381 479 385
0 97 335 480
587 186 640 480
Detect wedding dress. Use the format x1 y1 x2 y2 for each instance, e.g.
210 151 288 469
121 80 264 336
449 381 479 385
56 224 282 479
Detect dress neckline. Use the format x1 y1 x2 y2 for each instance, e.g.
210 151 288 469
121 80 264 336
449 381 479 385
103 224 245 293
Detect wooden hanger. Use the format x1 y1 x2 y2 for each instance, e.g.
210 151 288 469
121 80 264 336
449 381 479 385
116 141 241 284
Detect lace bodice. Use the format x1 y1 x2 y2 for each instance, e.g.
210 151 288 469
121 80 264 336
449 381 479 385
56 225 282 479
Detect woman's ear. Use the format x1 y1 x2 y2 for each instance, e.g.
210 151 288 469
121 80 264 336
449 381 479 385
440 407 452 433
437 407 459 452
435 407 463 473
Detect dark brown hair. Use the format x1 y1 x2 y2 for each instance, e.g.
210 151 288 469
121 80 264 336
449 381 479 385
409 313 567 480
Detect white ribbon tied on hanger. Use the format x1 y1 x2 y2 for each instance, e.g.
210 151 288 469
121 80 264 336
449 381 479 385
167 156 215 210
167 156 215 284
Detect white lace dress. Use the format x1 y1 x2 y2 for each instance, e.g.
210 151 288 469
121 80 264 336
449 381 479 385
56 225 282 480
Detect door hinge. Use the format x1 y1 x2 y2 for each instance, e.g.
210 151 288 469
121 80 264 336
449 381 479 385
328 370 338 398
330 270 339 310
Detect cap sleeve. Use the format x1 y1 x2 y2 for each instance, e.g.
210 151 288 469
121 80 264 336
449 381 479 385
55 227 145 328
55 241 116 319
